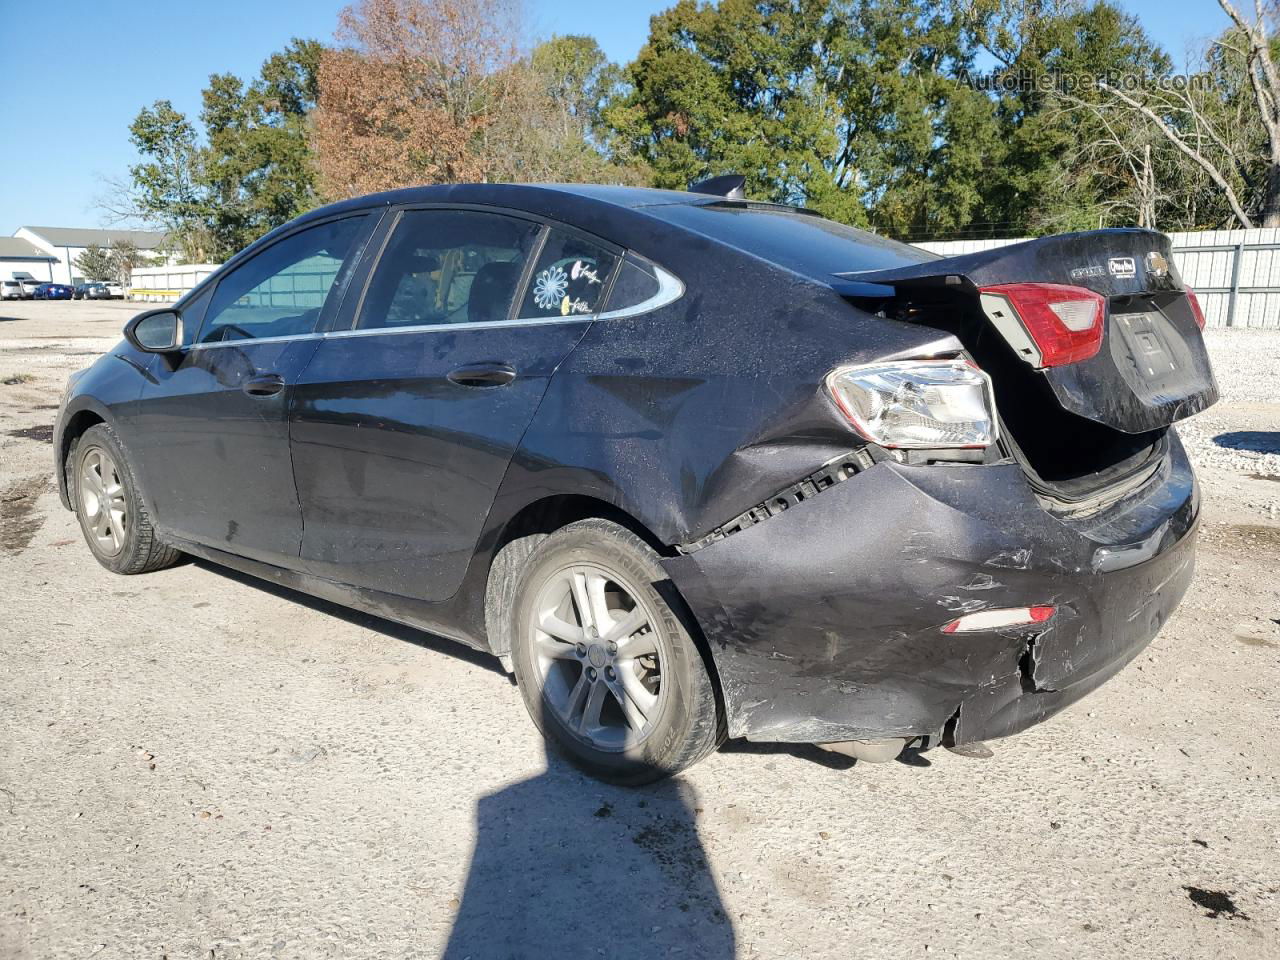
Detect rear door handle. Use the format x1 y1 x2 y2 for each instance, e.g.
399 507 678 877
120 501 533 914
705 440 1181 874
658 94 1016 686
243 374 286 398
447 363 517 388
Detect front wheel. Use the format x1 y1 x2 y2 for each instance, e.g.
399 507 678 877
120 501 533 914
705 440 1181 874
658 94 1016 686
70 423 182 574
509 519 723 784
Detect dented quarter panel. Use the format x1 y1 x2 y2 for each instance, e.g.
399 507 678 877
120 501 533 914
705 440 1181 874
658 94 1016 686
507 227 960 547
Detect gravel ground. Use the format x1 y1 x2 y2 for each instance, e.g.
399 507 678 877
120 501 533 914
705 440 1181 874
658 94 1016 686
1 301 1277 960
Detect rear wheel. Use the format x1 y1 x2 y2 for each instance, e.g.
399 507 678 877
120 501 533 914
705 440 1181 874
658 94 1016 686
509 519 722 784
70 424 182 574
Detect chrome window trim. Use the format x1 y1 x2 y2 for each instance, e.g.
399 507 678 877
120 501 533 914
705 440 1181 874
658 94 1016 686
187 332 327 351
593 264 684 320
184 262 683 349
326 313 592 339
185 314 590 349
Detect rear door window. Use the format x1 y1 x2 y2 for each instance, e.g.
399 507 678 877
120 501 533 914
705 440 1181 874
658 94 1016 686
358 209 542 329
518 229 618 320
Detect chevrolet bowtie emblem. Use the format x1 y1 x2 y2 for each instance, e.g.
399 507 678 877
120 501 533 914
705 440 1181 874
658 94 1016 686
1145 251 1169 278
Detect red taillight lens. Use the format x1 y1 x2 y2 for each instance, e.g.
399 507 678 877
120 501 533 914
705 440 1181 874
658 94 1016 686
1186 288 1207 329
979 283 1106 367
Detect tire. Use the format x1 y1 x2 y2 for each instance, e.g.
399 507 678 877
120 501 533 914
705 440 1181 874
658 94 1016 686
509 518 723 784
69 423 182 575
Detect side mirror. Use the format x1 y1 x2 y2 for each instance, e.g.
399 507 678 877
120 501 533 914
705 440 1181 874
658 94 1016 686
124 309 182 353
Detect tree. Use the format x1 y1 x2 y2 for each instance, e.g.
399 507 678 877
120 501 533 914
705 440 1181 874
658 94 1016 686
73 244 116 281
312 2 646 195
200 38 325 255
953 0 1173 236
104 39 323 262
823 0 1001 238
607 0 854 219
493 35 650 184
108 240 156 285
1087 1 1280 227
123 100 212 261
312 0 523 197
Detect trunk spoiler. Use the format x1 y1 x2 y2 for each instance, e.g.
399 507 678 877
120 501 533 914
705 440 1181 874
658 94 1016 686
837 228 1219 435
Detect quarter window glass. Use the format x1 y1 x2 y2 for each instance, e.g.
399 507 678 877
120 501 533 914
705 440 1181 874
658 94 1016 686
359 210 542 329
520 229 618 319
603 256 662 313
199 217 364 344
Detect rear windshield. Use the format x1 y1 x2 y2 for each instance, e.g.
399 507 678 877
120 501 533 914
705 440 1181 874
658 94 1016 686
646 202 936 279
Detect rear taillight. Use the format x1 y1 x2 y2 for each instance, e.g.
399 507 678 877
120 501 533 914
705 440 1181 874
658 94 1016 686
825 359 998 449
1186 288 1207 329
978 283 1106 368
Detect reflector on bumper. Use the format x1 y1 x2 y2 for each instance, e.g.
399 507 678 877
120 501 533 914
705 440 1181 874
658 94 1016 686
941 605 1055 634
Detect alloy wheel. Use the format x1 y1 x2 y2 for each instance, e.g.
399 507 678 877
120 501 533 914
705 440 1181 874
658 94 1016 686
529 563 666 751
80 447 128 556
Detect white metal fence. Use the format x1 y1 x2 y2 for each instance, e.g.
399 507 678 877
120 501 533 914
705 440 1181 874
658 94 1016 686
129 264 220 302
917 228 1280 329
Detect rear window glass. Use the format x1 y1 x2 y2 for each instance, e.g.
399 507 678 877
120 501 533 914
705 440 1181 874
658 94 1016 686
647 202 936 279
519 229 618 319
358 209 542 329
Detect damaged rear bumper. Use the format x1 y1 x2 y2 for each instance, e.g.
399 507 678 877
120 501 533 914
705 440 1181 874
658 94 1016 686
661 434 1198 746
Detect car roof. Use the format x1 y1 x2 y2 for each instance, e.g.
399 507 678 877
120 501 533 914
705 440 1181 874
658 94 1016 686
303 183 710 219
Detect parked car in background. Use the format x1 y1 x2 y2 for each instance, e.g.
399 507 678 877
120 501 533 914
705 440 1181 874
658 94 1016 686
74 282 112 300
18 277 44 298
103 281 124 299
54 181 1217 784
1 280 22 300
34 282 75 300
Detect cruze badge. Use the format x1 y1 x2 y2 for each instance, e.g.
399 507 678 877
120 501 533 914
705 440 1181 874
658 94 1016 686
1108 256 1136 279
1145 251 1169 278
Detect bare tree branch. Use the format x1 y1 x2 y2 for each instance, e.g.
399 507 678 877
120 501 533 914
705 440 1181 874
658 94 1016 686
1099 81 1256 227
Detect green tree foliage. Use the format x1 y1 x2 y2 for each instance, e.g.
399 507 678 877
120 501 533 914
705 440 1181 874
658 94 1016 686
119 39 321 262
607 0 851 218
609 0 1177 238
127 101 211 260
72 244 115 281
201 38 323 254
963 0 1173 236
509 35 650 184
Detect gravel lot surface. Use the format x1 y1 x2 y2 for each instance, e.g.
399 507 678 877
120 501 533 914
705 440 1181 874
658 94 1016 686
1 300 1277 959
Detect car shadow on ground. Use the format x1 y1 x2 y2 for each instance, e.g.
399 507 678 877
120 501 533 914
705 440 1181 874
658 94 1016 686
191 561 734 957
442 738 735 960
188 557 507 677
719 737 856 770
1214 430 1280 455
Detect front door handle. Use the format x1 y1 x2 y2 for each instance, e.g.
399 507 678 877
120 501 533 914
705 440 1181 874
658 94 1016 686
243 374 286 398
447 363 517 388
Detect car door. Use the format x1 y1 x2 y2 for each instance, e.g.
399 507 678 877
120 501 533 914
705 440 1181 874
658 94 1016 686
289 207 621 601
129 213 375 565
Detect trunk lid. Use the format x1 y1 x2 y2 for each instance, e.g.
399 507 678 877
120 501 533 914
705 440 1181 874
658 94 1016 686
838 228 1219 436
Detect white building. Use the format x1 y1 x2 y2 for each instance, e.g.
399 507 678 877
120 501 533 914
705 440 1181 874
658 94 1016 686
0 237 59 282
12 226 174 286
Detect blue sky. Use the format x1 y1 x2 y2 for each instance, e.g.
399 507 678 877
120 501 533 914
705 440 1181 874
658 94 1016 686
0 0 1230 234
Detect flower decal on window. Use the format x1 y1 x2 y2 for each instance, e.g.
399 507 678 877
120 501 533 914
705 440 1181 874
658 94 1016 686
533 265 568 311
